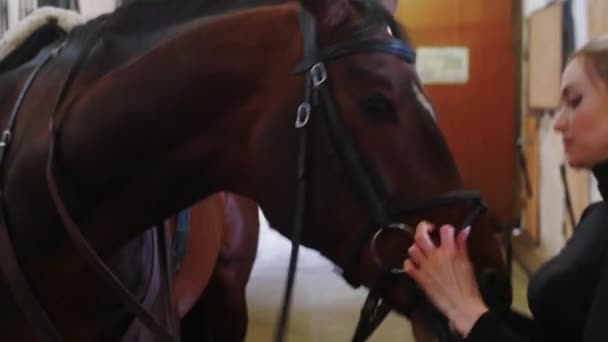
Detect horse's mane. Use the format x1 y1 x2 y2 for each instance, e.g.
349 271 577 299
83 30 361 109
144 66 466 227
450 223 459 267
80 0 411 44
85 0 290 36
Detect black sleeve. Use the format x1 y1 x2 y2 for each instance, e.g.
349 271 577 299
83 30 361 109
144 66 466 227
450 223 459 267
465 310 541 342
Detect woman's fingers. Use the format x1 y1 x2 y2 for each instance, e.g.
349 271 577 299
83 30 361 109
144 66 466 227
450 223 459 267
403 258 424 285
439 225 455 250
414 221 436 255
456 226 471 256
408 244 426 266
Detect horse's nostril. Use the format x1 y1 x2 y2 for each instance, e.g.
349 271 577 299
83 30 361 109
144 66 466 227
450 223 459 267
478 269 512 313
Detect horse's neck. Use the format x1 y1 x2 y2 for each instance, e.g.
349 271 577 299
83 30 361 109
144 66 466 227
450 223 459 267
58 4 303 249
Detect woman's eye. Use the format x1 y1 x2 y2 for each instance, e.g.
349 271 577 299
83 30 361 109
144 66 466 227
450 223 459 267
569 95 582 108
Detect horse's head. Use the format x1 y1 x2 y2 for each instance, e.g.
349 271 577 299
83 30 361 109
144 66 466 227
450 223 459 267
238 0 510 333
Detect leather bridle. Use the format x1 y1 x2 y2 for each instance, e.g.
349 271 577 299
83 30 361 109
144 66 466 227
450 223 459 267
274 8 488 342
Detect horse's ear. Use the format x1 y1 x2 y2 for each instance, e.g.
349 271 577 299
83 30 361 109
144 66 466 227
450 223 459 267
380 0 398 15
299 0 351 26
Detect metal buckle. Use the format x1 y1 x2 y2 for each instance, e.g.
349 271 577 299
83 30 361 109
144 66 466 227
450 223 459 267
0 130 11 148
310 62 327 88
50 41 67 56
295 102 311 128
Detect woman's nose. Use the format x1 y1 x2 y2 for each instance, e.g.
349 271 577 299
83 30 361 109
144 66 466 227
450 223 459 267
554 109 569 132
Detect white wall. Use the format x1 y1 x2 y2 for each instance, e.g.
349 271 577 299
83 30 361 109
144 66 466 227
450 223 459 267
79 0 115 19
8 0 18 28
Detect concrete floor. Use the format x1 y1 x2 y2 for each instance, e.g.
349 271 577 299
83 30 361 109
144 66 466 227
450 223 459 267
245 211 531 341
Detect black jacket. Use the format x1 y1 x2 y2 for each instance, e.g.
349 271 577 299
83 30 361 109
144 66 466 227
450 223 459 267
466 162 608 342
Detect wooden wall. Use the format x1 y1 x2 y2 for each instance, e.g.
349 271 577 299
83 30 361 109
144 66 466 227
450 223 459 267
589 0 608 39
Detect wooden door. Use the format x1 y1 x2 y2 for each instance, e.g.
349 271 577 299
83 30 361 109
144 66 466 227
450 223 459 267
397 0 520 226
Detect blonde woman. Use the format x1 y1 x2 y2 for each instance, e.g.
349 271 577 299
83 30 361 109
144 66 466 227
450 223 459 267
405 34 608 341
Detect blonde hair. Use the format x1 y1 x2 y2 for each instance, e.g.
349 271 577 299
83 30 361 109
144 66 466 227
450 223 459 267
573 33 608 87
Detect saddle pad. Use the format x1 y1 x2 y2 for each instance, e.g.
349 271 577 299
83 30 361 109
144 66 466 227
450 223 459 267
0 6 85 62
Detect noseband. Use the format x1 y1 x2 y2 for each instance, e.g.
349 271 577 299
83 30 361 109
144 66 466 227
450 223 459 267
274 9 487 342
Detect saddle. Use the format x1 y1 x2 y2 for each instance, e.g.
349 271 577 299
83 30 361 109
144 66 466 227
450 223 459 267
0 6 84 74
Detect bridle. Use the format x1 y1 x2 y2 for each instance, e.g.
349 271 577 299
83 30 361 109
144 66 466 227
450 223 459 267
273 8 489 342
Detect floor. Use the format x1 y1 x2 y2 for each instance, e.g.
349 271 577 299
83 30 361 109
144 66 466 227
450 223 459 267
245 211 531 341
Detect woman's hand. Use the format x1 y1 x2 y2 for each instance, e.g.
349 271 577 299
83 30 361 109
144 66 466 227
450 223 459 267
403 221 489 337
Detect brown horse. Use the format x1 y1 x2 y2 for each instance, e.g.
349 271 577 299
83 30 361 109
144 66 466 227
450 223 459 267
0 0 511 341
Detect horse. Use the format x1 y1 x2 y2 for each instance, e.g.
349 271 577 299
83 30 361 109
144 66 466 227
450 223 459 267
0 0 512 341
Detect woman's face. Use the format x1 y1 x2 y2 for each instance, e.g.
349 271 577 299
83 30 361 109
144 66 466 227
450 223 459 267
554 57 608 169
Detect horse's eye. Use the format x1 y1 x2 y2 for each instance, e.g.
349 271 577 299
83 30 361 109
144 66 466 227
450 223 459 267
358 94 398 124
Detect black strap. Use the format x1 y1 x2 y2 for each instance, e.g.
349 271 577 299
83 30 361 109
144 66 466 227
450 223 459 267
273 117 309 342
273 11 315 342
352 278 392 342
388 191 484 217
295 37 416 73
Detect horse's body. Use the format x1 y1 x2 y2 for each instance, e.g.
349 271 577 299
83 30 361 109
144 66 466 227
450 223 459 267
0 0 510 341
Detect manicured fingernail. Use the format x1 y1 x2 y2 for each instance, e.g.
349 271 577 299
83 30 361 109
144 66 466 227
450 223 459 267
404 260 414 272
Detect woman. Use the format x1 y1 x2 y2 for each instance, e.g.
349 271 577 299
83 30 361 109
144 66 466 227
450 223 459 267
404 34 608 341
